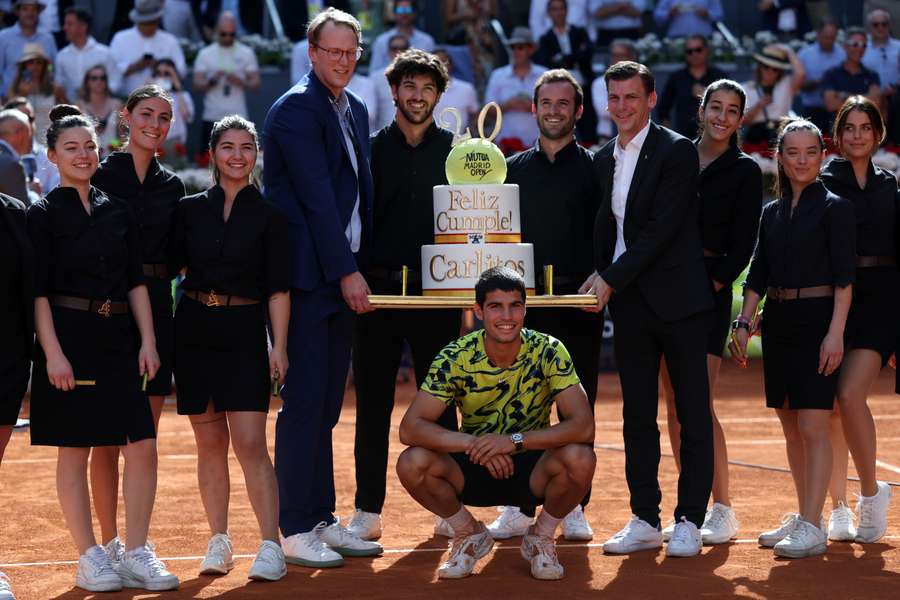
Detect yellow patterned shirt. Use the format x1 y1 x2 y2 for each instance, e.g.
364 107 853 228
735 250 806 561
421 328 580 437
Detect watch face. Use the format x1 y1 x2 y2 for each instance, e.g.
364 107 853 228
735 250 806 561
512 433 524 442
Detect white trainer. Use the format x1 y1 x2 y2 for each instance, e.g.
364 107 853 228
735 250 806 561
773 519 827 558
433 515 454 537
318 519 383 557
0 571 13 600
521 528 564 580
248 540 287 581
486 506 532 539
346 509 383 541
437 523 493 579
827 503 857 542
758 513 799 548
199 532 234 575
666 517 702 557
602 516 663 554
75 545 123 592
661 520 676 542
562 505 593 541
102 537 125 567
856 481 893 543
282 529 344 568
700 503 739 545
118 545 180 591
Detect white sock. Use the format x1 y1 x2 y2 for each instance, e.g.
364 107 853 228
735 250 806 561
534 509 564 538
444 506 477 536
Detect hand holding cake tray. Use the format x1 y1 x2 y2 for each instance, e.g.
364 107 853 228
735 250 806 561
368 103 596 309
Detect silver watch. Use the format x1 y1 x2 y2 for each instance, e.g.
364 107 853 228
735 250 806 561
510 432 524 451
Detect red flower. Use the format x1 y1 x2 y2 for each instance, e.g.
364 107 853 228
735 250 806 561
175 143 187 156
194 152 210 168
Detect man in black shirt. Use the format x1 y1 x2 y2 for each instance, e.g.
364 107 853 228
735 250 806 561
655 35 726 138
347 49 460 541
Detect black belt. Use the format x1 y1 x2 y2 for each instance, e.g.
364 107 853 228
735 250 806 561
49 294 129 317
184 290 260 307
368 267 422 283
857 255 896 268
142 263 170 279
767 285 834 302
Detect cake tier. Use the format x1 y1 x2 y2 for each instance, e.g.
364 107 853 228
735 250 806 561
432 184 520 243
421 243 534 297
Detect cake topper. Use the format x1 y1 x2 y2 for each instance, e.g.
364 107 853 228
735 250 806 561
443 102 508 185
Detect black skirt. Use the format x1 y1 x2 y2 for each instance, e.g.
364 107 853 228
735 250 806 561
845 266 899 366
173 295 270 415
707 285 733 358
0 357 29 426
761 297 838 410
30 307 156 446
144 277 174 396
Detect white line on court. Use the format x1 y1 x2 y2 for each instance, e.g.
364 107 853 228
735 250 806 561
875 459 900 475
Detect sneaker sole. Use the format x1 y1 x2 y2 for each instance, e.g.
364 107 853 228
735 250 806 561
75 579 122 592
827 532 857 542
285 555 344 568
531 567 565 580
773 542 826 558
666 545 702 557
563 531 593 541
199 561 234 575
331 546 383 557
120 574 180 591
854 527 888 543
701 532 737 545
757 536 786 548
602 540 663 555
487 529 530 540
248 567 287 581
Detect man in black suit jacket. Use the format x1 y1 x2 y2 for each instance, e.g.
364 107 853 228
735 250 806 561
580 61 714 558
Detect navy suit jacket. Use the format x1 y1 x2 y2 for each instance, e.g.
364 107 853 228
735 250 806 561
263 70 374 296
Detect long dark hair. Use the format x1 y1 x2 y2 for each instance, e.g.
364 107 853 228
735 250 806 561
832 95 885 157
208 115 259 183
697 79 746 147
773 118 825 198
46 104 95 149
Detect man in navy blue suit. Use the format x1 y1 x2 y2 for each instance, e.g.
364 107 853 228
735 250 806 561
262 7 382 568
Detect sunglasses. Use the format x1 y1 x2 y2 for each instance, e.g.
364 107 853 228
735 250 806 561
219 31 236 38
88 74 107 81
846 40 867 48
685 46 705 55
871 21 890 28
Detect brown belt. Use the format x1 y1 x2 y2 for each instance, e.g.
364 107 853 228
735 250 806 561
142 263 170 279
184 290 259 307
857 255 897 268
766 285 834 302
703 248 723 258
49 295 128 317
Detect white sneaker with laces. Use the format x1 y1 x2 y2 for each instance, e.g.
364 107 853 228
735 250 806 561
521 528 564 580
75 545 123 592
199 532 234 575
773 519 827 558
0 571 13 600
661 520 676 542
248 540 287 581
102 537 124 567
486 506 533 539
118 545 180 591
318 518 383 557
602 516 663 554
346 509 383 541
700 503 739 545
856 481 893 543
827 503 857 542
433 515 454 538
282 529 344 568
437 523 493 579
666 517 702 557
562 505 593 541
758 513 799 548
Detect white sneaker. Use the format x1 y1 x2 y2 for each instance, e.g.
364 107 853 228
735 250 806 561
773 519 827 558
602 516 663 554
562 505 593 541
248 540 287 581
0 571 13 600
661 520 676 542
666 517 702 557
856 481 893 543
199 532 234 575
758 513 799 548
433 515 454 537
486 506 533 539
75 545 123 592
437 522 493 579
118 545 180 591
700 503 739 545
521 528 564 580
282 529 344 568
827 503 857 542
102 537 124 567
346 509 383 541
318 519 383 557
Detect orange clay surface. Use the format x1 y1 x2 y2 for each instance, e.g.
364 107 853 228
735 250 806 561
1 361 899 599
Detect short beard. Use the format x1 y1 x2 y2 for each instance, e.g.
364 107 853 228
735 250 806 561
396 101 434 125
538 117 575 141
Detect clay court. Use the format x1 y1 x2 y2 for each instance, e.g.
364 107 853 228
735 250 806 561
2 361 899 599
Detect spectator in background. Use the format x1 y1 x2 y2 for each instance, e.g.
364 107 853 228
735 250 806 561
484 27 546 150
536 0 593 86
369 1 434 73
0 108 32 203
3 96 57 193
7 43 54 144
37 0 61 47
0 0 56 96
54 8 121 103
193 11 261 150
742 44 805 145
656 35 726 138
654 0 723 39
823 27 881 122
151 58 194 151
374 34 410 132
433 47 478 133
590 0 645 45
530 0 589 40
758 0 811 40
591 37 635 143
163 0 203 42
75 66 123 156
110 0 187 96
798 17 846 132
862 9 899 107
290 38 312 83
442 0 500 94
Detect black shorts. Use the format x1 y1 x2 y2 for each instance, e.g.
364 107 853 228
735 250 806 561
451 450 545 508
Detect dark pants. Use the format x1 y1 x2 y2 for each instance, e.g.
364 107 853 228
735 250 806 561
609 285 713 528
275 288 354 536
352 304 460 513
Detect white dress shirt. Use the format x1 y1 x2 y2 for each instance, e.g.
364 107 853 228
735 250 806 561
484 63 547 146
611 120 651 262
109 27 187 95
332 91 361 253
54 37 122 99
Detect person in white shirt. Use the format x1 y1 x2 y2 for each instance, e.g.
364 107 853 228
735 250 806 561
369 0 434 73
0 0 57 95
54 7 121 102
862 9 900 102
291 38 312 84
591 38 636 142
109 0 187 96
150 58 193 149
193 12 260 149
433 47 479 133
529 0 589 39
590 0 645 45
3 96 57 193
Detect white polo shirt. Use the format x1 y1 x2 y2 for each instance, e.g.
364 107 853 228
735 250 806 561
193 41 259 122
611 119 650 262
54 37 122 99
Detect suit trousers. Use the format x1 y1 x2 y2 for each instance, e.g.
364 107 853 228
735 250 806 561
352 307 460 514
609 285 713 528
275 288 354 536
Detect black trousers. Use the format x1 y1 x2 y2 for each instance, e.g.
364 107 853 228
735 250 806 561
608 285 713 528
352 303 460 514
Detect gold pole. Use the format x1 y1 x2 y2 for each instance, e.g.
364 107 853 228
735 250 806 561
401 266 409 297
543 265 554 296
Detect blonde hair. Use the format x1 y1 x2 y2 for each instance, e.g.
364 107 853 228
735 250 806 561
307 7 362 46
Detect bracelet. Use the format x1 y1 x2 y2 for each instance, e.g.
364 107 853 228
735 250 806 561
731 319 751 332
734 315 751 325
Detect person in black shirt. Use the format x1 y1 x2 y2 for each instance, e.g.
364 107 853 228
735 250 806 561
168 116 290 581
660 80 762 545
655 35 727 138
89 84 186 561
27 105 179 592
731 119 855 559
346 49 460 542
819 96 897 543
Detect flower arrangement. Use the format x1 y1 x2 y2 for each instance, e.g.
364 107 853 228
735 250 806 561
179 35 292 68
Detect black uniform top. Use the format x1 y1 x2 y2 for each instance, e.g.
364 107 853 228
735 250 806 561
656 65 728 138
506 139 598 292
697 143 764 286
745 180 856 296
369 121 453 275
92 152 185 266
168 184 291 300
820 157 899 258
27 186 144 301
0 194 32 358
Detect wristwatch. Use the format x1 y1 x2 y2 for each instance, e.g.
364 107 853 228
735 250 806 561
510 432 524 451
